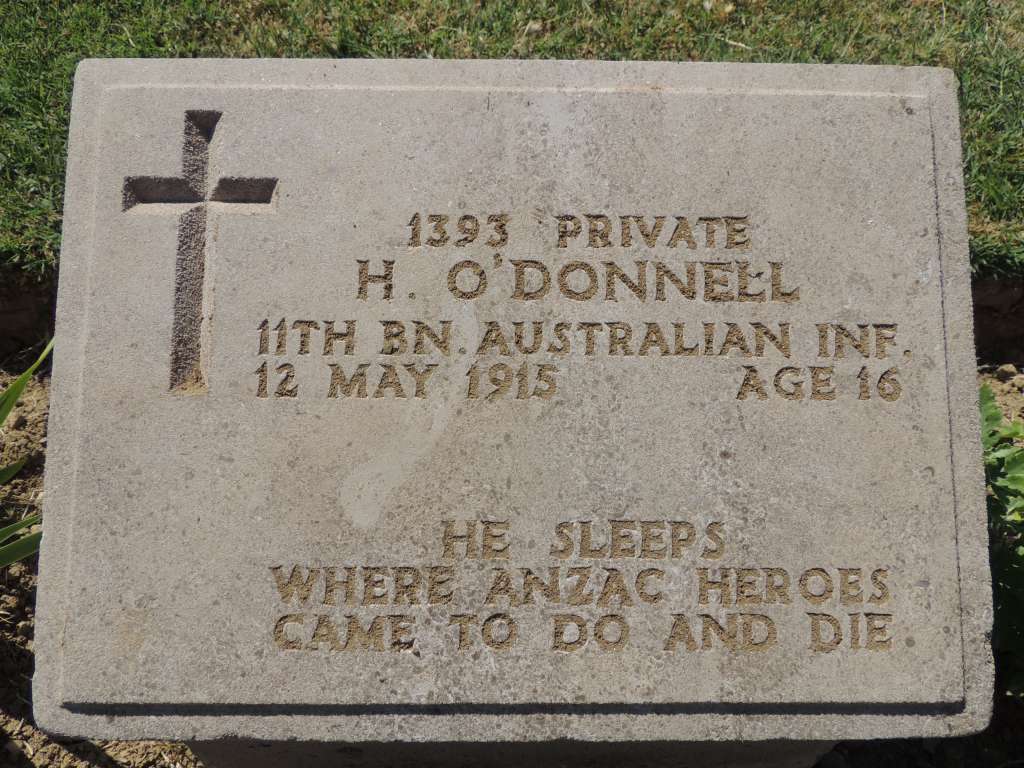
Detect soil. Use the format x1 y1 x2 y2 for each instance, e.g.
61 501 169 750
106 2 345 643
1 364 1021 767
973 279 1024 366
979 363 1024 423
0 279 55 364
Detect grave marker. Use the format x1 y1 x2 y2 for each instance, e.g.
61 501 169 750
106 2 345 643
35 60 992 743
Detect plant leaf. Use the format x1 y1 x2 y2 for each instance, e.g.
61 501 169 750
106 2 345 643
999 421 1024 441
0 338 53 427
0 513 39 545
980 385 1006 451
990 445 1023 460
0 531 41 568
0 457 27 485
996 474 1024 496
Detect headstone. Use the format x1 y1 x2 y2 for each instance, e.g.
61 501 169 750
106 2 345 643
35 60 992 747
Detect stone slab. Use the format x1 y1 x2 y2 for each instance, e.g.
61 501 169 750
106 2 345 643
34 59 991 741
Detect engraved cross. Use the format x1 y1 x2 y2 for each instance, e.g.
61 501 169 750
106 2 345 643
123 110 277 394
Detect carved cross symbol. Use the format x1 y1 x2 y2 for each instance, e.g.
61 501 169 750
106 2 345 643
123 110 277 394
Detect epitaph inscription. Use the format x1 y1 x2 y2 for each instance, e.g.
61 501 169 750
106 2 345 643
35 60 991 742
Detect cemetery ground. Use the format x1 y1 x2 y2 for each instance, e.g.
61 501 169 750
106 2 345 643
1 1 1023 766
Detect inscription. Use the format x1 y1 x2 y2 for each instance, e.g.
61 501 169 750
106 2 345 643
141 189 919 661
242 212 912 404
270 520 897 656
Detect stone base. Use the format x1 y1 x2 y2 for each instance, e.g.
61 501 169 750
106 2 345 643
188 739 836 768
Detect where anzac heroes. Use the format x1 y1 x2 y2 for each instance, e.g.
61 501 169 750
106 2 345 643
35 60 991 746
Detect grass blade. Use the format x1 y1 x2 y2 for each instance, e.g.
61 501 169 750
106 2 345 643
0 338 53 426
0 457 27 485
0 531 41 568
0 513 39 545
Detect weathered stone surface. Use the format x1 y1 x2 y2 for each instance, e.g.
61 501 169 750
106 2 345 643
35 59 991 742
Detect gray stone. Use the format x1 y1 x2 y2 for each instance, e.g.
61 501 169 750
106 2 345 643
34 59 991 744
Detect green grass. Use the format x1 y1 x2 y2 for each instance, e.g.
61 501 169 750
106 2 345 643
1 0 1022 279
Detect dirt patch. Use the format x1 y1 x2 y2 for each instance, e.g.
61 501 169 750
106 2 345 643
978 363 1024 422
974 279 1024 366
0 277 54 365
0 371 48 512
